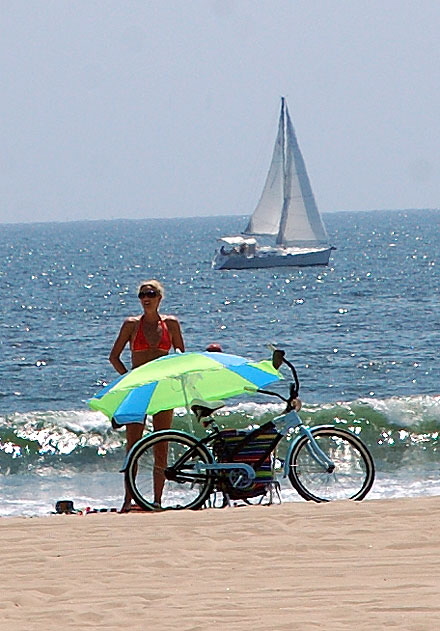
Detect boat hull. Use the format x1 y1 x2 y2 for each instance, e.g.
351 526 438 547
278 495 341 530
212 247 333 270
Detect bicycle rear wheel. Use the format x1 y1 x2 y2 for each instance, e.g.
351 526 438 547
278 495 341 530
125 430 214 511
287 426 375 502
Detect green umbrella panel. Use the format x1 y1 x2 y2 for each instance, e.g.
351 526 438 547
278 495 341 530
89 351 282 424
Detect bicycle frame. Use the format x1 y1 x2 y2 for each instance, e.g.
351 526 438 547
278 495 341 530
121 411 336 490
121 429 258 487
272 409 336 476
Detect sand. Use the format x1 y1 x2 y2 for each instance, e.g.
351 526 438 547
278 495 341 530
1 496 439 630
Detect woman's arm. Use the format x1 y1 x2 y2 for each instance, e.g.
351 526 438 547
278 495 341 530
167 316 185 352
109 319 133 374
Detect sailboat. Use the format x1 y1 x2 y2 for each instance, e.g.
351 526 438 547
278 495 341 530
212 97 334 270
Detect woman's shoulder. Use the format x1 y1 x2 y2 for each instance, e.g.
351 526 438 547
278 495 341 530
121 315 142 329
161 314 179 323
161 314 181 329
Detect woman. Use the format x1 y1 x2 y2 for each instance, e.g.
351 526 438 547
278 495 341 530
109 279 185 511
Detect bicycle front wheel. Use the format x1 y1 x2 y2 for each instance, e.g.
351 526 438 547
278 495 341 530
125 430 214 511
287 427 375 502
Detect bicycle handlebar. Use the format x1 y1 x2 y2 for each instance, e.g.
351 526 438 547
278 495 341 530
273 349 300 394
256 348 301 412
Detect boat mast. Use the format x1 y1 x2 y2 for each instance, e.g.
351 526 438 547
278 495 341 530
282 97 287 204
276 97 290 246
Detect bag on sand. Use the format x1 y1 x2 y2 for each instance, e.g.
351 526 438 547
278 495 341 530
213 421 280 500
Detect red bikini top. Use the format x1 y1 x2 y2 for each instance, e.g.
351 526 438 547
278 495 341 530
131 317 172 352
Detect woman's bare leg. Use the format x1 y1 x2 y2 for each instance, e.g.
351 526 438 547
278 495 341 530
120 422 145 512
152 409 173 505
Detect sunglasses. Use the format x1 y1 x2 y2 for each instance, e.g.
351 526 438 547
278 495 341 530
138 289 159 299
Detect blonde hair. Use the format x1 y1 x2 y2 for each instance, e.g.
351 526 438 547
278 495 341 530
138 279 165 298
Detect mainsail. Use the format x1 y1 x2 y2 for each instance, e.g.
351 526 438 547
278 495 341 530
244 98 329 248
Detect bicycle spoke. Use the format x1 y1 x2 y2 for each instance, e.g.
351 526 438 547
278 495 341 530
288 428 374 501
125 431 213 510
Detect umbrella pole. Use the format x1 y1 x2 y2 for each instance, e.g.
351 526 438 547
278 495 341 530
179 375 195 434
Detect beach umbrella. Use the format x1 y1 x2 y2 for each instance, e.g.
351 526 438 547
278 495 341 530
89 351 282 424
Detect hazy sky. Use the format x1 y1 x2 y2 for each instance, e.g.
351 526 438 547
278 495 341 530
1 0 440 224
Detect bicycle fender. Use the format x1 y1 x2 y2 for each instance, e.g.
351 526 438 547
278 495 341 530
283 424 337 477
119 429 197 472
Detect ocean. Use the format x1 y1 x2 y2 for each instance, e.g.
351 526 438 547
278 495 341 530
1 209 439 516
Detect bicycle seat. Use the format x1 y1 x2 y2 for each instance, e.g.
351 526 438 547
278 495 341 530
190 399 225 419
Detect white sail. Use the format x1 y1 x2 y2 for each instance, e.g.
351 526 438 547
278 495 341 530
244 98 329 247
243 112 284 236
278 101 328 246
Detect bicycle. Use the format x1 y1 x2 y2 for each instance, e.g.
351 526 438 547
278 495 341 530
122 349 375 510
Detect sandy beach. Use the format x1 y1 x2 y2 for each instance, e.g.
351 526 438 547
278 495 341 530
1 496 439 630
